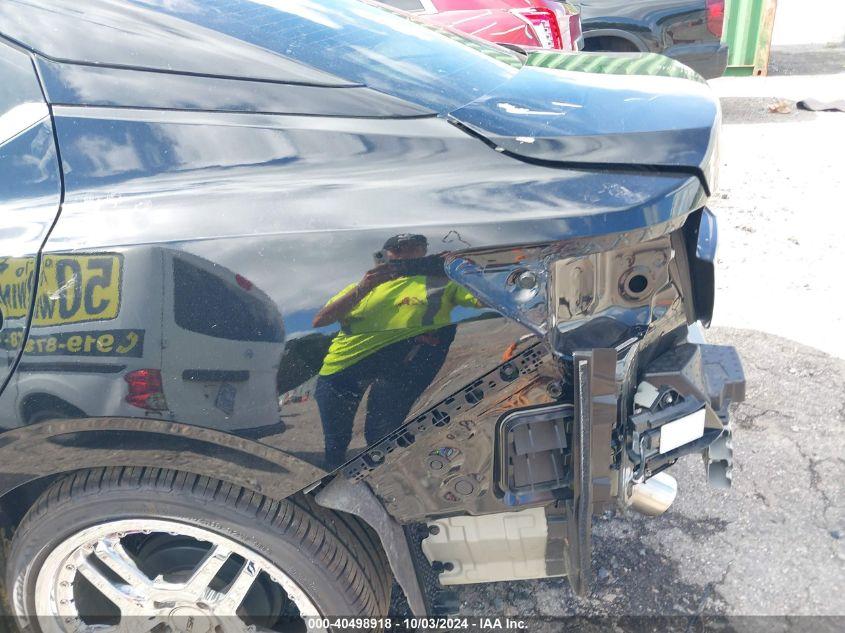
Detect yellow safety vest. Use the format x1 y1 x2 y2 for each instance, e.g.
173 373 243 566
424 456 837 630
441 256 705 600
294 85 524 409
319 275 478 376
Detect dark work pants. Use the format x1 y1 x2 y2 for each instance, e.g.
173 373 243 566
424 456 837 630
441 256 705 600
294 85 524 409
315 330 454 471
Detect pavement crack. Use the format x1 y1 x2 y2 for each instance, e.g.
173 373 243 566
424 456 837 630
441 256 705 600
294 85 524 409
782 434 838 536
733 404 792 430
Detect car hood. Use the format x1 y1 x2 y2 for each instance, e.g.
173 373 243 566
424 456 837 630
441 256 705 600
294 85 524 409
449 51 720 193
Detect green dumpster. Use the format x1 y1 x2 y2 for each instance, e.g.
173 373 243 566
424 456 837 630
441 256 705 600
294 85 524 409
723 0 779 76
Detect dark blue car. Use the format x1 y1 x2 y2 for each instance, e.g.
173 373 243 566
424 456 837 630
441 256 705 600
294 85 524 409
577 0 729 78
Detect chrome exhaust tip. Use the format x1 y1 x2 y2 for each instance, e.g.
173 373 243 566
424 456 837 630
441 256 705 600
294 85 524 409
629 472 678 516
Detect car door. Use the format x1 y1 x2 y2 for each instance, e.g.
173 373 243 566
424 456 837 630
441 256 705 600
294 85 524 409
0 40 62 393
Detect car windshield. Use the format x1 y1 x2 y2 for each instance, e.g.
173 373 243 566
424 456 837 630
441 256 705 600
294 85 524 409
129 0 524 111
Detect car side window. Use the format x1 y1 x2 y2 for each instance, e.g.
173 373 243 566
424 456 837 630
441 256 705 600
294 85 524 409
172 257 284 343
0 41 48 146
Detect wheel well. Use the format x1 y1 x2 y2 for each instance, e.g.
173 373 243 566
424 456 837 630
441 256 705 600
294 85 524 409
582 34 642 53
20 393 86 424
0 474 59 530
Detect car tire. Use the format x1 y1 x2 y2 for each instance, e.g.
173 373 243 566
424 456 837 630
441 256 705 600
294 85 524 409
6 467 392 631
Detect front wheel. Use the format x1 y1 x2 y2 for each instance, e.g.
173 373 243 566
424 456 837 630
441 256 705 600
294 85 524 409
6 467 392 632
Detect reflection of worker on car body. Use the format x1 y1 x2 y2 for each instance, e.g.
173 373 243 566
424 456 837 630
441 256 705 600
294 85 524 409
312 234 479 470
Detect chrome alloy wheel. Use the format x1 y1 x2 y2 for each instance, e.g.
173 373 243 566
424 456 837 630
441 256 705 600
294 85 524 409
33 519 321 633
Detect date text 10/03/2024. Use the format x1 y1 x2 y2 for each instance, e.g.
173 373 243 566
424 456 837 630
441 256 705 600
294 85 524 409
305 618 528 630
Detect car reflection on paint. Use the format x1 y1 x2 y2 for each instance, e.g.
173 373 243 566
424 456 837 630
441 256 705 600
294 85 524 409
0 250 285 430
379 0 582 51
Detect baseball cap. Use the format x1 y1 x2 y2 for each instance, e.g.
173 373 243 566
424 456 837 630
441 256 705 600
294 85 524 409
382 233 427 251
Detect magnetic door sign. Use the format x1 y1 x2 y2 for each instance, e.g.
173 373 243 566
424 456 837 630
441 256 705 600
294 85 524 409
0 328 145 358
0 254 123 326
0 257 34 320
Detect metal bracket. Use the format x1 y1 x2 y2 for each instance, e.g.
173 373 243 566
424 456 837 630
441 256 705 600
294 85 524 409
566 348 617 595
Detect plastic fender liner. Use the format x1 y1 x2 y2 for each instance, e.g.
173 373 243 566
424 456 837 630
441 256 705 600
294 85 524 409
684 207 718 326
315 477 427 616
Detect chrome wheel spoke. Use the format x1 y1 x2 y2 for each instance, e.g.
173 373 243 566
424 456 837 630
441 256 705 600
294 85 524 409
93 536 152 590
35 519 319 632
75 556 146 614
215 560 258 613
183 544 233 598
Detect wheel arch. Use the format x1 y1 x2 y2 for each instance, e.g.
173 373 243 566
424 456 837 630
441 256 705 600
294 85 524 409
19 393 86 424
0 417 327 528
581 28 649 52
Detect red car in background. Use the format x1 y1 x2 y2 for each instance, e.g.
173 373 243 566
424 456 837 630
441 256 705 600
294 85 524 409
380 0 582 51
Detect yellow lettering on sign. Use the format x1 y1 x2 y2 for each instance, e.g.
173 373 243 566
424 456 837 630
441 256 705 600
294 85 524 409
0 254 123 326
0 257 35 319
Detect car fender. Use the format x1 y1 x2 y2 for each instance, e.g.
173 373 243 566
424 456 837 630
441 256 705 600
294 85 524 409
0 417 324 501
4 370 103 419
580 27 649 51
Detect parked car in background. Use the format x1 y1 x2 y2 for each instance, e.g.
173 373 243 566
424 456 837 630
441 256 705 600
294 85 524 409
381 0 582 51
0 249 285 430
574 0 728 78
